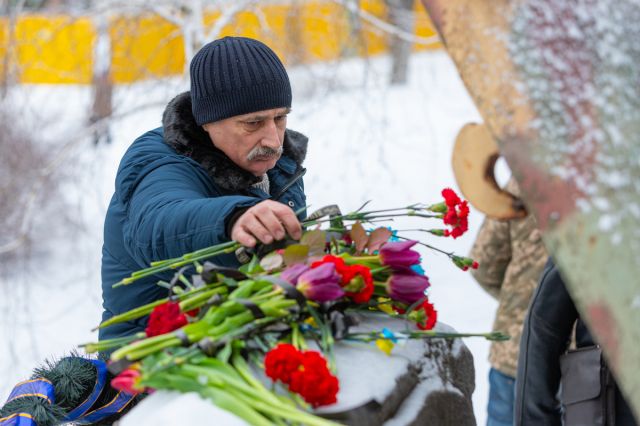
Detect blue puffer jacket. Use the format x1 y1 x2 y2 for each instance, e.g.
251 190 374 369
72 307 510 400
100 92 308 341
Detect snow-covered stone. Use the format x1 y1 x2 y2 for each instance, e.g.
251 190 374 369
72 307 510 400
121 314 476 425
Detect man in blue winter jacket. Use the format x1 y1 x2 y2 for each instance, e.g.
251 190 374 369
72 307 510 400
100 37 308 342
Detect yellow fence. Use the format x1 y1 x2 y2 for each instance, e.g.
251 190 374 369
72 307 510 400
0 1 440 85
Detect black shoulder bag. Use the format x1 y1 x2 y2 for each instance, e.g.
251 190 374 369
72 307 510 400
560 345 616 426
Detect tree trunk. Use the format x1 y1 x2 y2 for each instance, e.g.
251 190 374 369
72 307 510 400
386 0 415 85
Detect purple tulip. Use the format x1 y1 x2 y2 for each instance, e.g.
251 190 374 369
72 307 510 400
296 263 345 302
385 269 430 304
280 263 311 285
379 240 421 268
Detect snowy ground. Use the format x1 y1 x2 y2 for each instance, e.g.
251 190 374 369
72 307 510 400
0 50 499 424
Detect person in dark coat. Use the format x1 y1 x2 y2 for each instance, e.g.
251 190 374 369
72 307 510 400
100 37 308 342
515 260 638 425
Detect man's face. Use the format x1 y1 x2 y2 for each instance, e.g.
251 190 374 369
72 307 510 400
202 107 289 177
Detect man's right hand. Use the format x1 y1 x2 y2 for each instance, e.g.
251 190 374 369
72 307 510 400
231 200 302 248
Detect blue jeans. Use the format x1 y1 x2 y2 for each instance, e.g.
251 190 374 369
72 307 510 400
487 368 515 426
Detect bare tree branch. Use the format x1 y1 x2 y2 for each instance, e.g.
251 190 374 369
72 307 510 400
203 0 254 42
332 0 441 46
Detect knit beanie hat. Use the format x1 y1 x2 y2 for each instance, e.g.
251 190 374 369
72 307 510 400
190 36 292 126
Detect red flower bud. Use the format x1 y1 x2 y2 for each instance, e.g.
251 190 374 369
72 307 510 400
111 368 142 394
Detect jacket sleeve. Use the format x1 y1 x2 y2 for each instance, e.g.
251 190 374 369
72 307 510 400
469 216 512 299
515 260 578 426
123 159 261 266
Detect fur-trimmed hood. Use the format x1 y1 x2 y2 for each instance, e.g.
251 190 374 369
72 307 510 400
162 92 308 193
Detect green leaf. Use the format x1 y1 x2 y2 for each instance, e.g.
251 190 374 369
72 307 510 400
367 227 393 253
260 252 284 271
300 229 326 257
240 255 263 275
282 244 309 265
350 221 368 254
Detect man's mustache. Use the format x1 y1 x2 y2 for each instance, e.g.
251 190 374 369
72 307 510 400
247 145 283 161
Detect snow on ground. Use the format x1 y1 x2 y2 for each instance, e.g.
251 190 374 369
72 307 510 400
0 50 498 424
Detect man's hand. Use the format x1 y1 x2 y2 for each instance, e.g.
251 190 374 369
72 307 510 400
231 200 302 247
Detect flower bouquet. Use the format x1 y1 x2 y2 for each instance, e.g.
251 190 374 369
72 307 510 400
0 189 507 426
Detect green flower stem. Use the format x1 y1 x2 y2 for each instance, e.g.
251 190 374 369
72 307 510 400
113 333 178 361
349 205 421 215
201 386 273 426
231 354 283 406
80 332 145 353
178 287 228 312
94 300 168 331
113 241 240 287
307 305 336 371
113 298 297 361
291 322 307 350
206 369 336 426
343 255 380 264
144 347 202 376
144 371 273 426
373 281 388 292
149 241 240 267
229 388 339 426
228 279 272 300
96 284 227 330
303 211 441 227
249 289 282 303
391 234 455 258
345 330 510 342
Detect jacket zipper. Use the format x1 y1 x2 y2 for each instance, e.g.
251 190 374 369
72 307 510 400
271 167 306 201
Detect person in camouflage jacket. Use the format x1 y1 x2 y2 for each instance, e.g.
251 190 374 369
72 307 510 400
469 178 547 426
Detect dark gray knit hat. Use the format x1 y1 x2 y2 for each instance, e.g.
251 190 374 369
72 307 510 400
190 36 292 126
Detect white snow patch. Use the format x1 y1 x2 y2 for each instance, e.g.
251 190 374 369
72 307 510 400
120 390 247 426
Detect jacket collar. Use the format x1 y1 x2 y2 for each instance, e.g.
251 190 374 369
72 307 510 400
162 91 308 193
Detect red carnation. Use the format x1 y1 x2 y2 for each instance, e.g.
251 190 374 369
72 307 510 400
289 351 339 407
290 369 339 407
411 299 438 330
341 264 374 304
145 301 188 337
264 343 302 384
442 188 461 206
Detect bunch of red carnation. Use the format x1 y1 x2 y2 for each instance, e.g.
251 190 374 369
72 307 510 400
441 188 470 239
311 255 374 304
264 343 339 407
